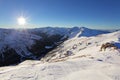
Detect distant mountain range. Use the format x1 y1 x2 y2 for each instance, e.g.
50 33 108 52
0 27 110 66
0 27 120 80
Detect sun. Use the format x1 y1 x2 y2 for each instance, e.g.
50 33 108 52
17 17 26 25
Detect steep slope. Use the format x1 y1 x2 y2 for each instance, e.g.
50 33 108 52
0 27 109 66
0 31 120 80
68 27 109 38
78 27 109 37
29 27 109 38
42 31 120 63
0 28 66 66
0 29 42 66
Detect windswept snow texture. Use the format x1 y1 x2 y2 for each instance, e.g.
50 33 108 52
0 30 120 80
0 29 41 57
0 27 109 66
0 28 67 66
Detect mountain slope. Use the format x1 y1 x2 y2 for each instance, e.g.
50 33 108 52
42 30 120 63
0 31 120 80
0 28 66 66
0 27 109 66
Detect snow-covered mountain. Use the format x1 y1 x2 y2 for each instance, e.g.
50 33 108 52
29 27 109 38
42 30 120 63
0 27 109 66
0 29 120 80
0 28 67 66
68 27 109 38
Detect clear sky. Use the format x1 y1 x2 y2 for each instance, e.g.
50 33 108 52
0 0 120 29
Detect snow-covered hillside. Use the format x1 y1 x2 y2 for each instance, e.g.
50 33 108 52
0 30 120 80
0 27 109 66
0 29 43 66
68 27 109 38
29 27 109 38
42 30 120 63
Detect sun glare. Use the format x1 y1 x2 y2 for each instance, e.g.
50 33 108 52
17 17 26 25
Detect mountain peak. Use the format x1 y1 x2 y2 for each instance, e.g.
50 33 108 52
0 27 110 66
69 27 109 38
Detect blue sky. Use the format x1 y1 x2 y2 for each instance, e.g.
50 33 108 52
0 0 120 29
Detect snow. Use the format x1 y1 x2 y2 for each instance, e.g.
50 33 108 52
31 27 109 38
45 46 53 49
0 27 109 62
0 29 42 58
0 30 120 80
0 56 120 80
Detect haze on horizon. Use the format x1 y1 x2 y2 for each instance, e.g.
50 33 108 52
0 0 120 29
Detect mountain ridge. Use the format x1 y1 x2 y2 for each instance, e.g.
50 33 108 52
0 27 110 66
0 28 120 80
